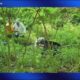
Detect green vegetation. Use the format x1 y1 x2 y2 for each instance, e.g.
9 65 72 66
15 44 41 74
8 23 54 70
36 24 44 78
0 8 80 72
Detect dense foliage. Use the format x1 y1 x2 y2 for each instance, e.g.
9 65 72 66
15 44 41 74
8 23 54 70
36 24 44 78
0 8 80 72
